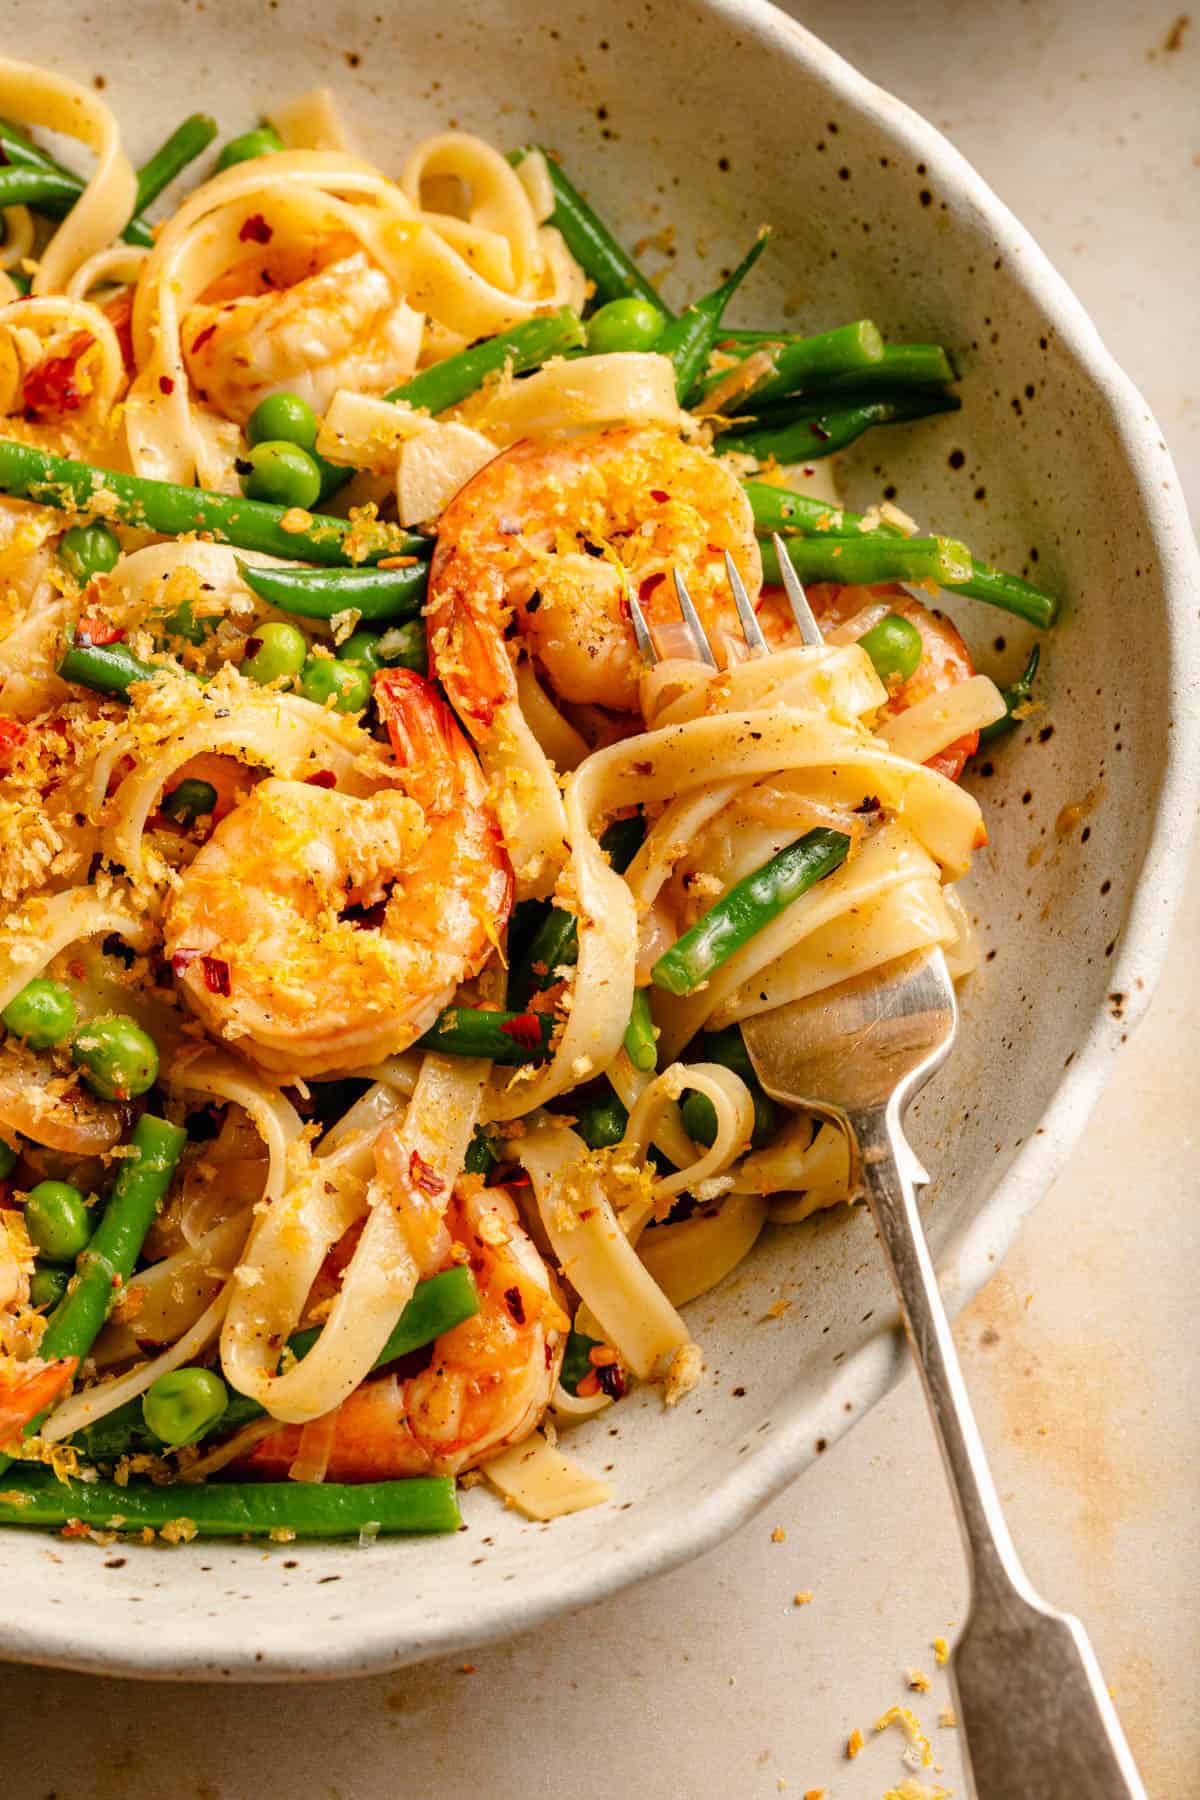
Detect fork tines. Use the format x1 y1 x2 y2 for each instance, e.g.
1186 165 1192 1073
629 535 825 667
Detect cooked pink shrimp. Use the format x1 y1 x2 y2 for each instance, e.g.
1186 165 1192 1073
0 1353 77 1447
163 670 512 1078
241 1185 566 1480
426 425 763 726
183 248 419 425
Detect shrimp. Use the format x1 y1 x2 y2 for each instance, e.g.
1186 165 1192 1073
241 1184 566 1480
0 1043 124 1155
163 670 512 1078
427 425 763 724
0 1353 77 1446
183 247 421 426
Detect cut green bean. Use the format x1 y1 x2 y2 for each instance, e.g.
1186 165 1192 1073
704 318 884 410
58 641 170 699
133 114 218 215
658 232 769 402
76 1268 480 1460
743 481 1059 628
386 308 585 414
718 388 961 463
0 1468 461 1537
0 439 423 567
652 829 851 997
977 644 1041 745
711 333 953 394
623 988 658 1072
417 1007 554 1064
0 1116 186 1476
508 815 646 1008
511 148 670 314
759 533 972 589
0 167 86 213
237 559 427 623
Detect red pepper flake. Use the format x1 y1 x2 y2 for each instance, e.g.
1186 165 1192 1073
595 1360 626 1401
503 1286 526 1326
408 1150 444 1196
239 213 273 245
0 717 27 761
853 794 882 815
498 1013 543 1053
21 331 93 419
201 955 232 996
172 950 204 982
638 571 666 602
190 322 217 355
60 1520 91 1539
305 769 337 789
158 374 175 396
77 614 124 646
649 488 669 503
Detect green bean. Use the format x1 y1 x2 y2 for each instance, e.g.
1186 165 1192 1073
703 319 884 410
508 815 646 1007
658 232 769 402
215 125 285 174
977 644 1041 745
417 1006 554 1064
743 481 1059 629
237 558 427 623
0 1115 186 1476
76 1268 480 1460
711 333 953 393
718 388 961 462
0 439 423 566
0 167 86 213
58 641 169 699
511 148 670 314
758 533 972 588
623 988 658 1072
0 1468 461 1537
133 114 218 214
652 829 851 997
386 308 585 414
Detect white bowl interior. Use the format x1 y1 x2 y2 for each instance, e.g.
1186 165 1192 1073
1 0 1194 1678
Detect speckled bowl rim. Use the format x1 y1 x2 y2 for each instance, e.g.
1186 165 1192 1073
6 0 1199 1683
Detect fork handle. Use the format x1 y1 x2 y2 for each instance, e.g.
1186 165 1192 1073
851 1102 1147 1799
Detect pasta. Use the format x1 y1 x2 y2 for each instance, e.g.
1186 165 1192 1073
0 63 1053 1542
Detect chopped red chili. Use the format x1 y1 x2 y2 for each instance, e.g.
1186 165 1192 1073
305 769 337 789
649 488 669 503
408 1150 444 1196
158 375 175 396
638 571 666 602
190 322 218 355
171 949 202 978
77 614 124 647
238 213 273 245
21 331 93 419
595 1360 626 1401
498 1013 543 1052
201 955 232 996
503 1286 526 1326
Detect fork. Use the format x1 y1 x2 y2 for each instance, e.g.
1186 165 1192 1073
629 538 1147 1800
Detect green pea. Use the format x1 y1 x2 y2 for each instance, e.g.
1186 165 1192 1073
0 1137 17 1181
58 522 120 586
161 778 218 824
585 296 665 355
696 1024 756 1081
23 1180 91 1264
2 977 78 1050
239 441 322 510
215 124 284 173
374 620 427 674
247 392 319 453
857 612 924 684
71 1014 159 1102
577 1094 629 1150
298 655 371 714
336 628 384 674
681 1083 777 1151
316 455 352 504
29 1265 70 1310
242 619 308 686
142 1366 228 1447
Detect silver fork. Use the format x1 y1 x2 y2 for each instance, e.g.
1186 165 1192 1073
630 538 1147 1800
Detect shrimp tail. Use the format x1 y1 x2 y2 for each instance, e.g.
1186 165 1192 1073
425 546 517 736
0 1355 78 1445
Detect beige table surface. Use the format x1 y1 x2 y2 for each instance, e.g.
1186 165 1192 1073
7 3 1199 1795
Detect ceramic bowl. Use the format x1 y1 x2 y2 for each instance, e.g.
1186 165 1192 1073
2 0 1197 1680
